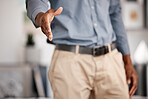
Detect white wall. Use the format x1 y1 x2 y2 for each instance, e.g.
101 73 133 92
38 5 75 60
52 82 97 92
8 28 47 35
127 29 148 63
0 0 55 66
0 1 54 97
0 0 23 63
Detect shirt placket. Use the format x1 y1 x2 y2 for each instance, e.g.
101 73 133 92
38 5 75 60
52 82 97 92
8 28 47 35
89 0 103 46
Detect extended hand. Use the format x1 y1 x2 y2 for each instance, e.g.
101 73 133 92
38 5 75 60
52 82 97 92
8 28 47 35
35 7 63 41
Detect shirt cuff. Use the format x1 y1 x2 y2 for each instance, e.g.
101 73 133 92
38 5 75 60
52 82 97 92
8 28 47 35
117 43 130 56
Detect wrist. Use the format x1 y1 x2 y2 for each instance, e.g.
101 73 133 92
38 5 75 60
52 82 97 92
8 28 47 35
35 12 44 27
123 54 132 66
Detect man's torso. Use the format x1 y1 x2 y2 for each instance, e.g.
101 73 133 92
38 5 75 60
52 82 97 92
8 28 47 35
49 0 117 47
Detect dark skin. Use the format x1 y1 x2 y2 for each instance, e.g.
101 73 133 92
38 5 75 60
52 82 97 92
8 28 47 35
35 7 63 41
36 7 138 98
123 55 138 99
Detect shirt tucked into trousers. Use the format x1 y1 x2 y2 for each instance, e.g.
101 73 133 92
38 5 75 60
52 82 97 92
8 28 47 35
26 0 130 99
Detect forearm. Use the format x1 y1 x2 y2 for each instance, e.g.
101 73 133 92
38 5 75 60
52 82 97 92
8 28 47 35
109 0 130 55
123 54 132 65
111 14 130 55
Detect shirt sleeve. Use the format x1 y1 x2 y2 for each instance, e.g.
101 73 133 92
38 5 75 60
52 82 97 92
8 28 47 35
26 0 50 28
109 0 130 55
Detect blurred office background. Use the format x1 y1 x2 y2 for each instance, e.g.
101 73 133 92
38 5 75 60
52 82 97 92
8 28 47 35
0 0 148 99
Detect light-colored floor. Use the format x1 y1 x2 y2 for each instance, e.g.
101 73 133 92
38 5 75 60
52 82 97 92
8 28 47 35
132 96 147 99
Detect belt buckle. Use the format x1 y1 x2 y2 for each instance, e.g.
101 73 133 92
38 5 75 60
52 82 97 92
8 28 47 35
93 46 100 56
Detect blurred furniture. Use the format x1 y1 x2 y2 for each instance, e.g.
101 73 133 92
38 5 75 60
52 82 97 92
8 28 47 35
0 64 34 98
134 64 147 96
0 64 49 98
1 64 148 98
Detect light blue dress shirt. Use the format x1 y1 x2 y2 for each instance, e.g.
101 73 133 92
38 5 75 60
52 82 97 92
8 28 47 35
26 0 130 55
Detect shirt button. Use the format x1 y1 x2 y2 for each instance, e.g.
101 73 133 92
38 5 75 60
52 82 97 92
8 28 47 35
91 6 94 9
94 23 97 27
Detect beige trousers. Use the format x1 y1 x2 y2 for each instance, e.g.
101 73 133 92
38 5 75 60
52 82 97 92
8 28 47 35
48 49 129 99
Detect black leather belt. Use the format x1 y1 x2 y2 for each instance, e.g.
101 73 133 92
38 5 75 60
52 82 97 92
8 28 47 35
55 42 117 56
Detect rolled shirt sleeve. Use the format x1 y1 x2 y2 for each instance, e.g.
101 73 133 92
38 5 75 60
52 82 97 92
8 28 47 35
109 0 130 55
26 0 50 28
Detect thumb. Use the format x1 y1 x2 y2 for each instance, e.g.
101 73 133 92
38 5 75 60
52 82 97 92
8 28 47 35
53 7 63 16
127 78 131 84
126 73 132 84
